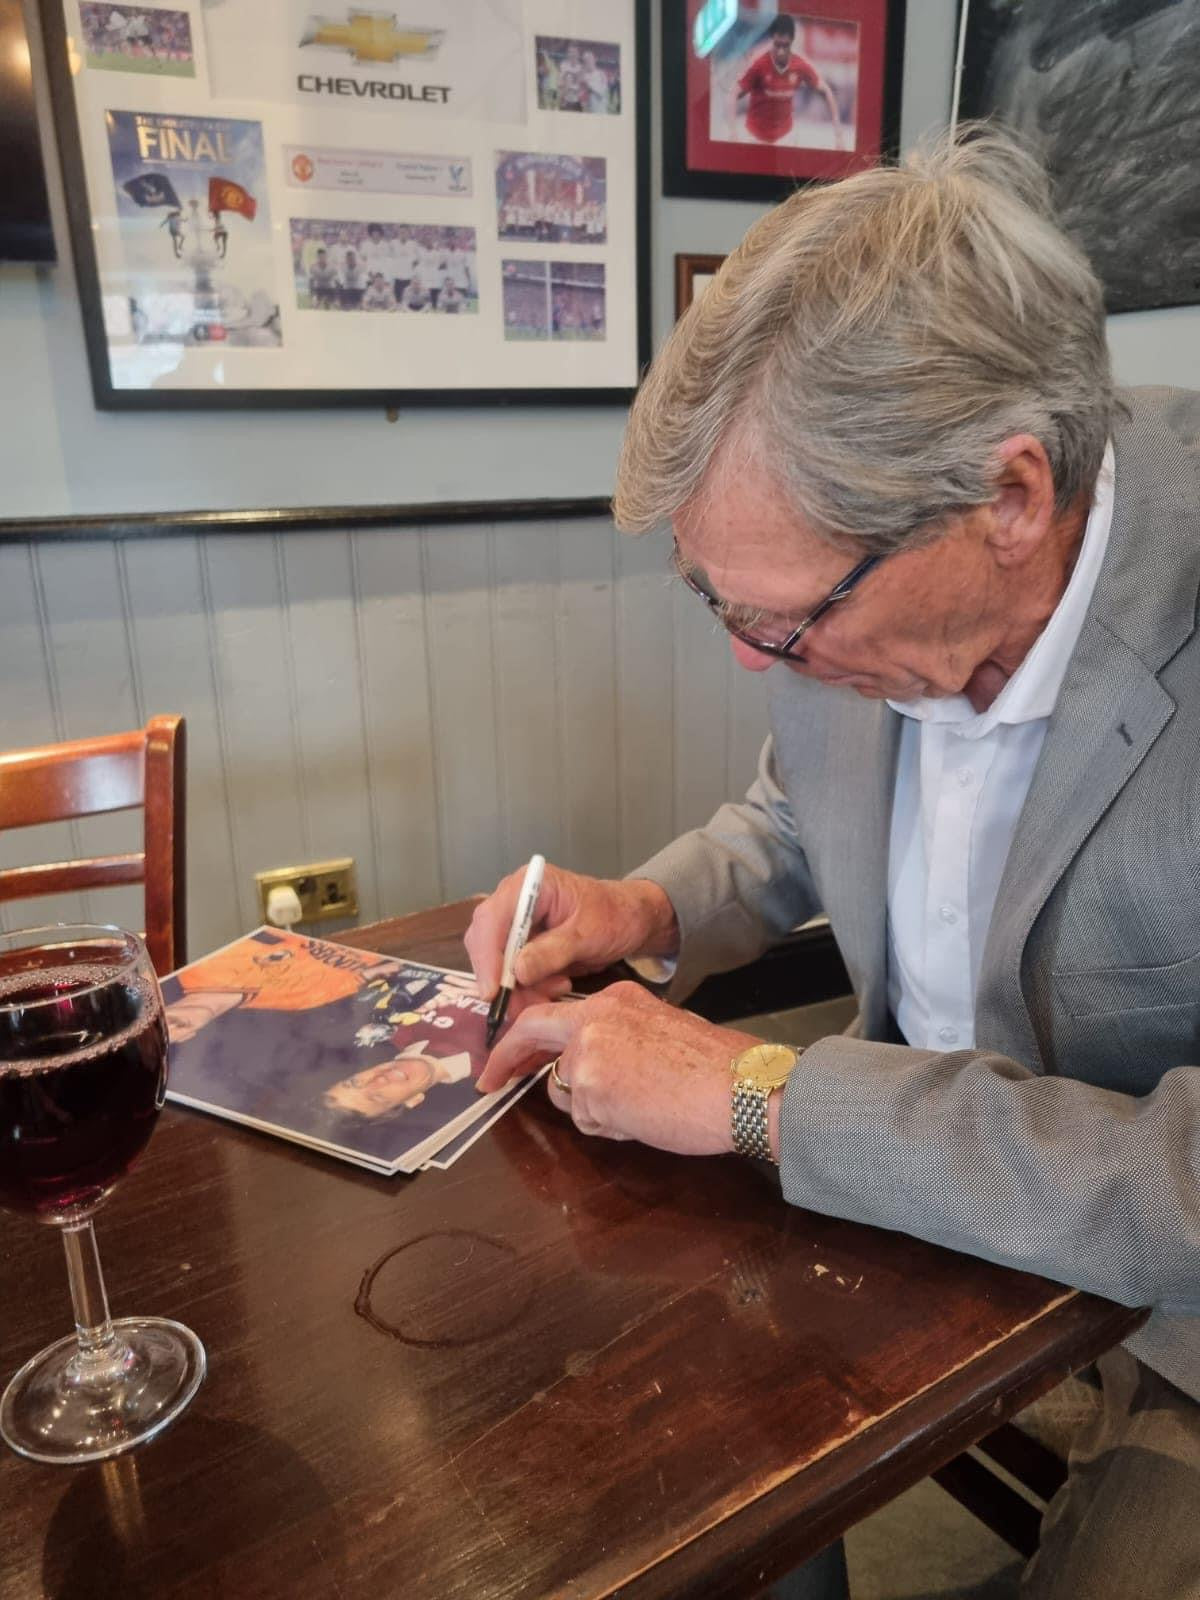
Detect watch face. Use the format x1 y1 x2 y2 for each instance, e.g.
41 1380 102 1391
734 1042 796 1090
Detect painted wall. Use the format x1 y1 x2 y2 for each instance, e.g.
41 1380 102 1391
0 517 770 954
1 0 1196 959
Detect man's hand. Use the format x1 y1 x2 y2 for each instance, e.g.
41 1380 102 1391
465 864 679 1008
476 981 763 1158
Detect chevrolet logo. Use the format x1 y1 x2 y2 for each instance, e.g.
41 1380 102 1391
300 11 444 65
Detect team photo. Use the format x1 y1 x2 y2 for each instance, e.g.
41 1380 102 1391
495 152 607 245
290 220 479 314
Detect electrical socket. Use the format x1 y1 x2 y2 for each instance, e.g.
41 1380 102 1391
255 858 358 925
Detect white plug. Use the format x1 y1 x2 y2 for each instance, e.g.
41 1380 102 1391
265 883 303 929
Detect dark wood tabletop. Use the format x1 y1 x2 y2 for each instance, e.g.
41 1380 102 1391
0 903 1143 1600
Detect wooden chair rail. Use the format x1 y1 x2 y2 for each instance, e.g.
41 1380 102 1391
0 738 145 830
0 853 145 902
931 1454 1044 1560
976 1420 1069 1504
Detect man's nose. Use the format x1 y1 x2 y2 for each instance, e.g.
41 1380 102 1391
729 637 776 673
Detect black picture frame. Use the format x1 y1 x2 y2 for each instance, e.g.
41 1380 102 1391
953 0 1200 317
36 0 652 411
662 0 906 203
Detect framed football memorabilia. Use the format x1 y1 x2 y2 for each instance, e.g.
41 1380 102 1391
663 0 906 201
38 0 650 408
674 251 724 317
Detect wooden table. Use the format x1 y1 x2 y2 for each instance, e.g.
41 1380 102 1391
0 903 1143 1599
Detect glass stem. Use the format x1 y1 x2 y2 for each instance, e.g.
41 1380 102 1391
62 1219 118 1363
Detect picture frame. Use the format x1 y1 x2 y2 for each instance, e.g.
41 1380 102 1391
674 251 725 317
38 0 651 409
953 0 1200 316
663 0 906 202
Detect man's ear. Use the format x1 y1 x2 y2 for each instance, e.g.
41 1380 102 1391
984 435 1056 566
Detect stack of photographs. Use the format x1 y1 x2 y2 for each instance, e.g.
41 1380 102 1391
162 927 541 1174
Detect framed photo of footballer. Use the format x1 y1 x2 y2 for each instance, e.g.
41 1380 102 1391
663 0 906 202
36 0 650 409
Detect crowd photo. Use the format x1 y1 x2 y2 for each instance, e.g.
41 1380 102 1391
502 261 606 341
290 220 479 315
495 152 607 245
535 35 621 114
79 3 195 75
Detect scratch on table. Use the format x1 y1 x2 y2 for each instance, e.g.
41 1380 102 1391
444 1267 728 1472
450 1457 510 1551
363 1493 407 1528
310 1536 345 1598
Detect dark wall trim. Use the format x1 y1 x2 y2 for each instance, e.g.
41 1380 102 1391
0 496 614 543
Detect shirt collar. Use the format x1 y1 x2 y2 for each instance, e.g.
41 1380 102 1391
888 441 1115 738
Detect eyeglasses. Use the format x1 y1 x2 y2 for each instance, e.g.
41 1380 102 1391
672 541 882 660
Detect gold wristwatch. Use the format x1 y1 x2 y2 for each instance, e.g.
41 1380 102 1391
730 1042 800 1163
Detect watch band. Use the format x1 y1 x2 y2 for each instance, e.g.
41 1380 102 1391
731 1079 776 1163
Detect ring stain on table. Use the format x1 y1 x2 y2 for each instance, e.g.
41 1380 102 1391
355 1229 533 1348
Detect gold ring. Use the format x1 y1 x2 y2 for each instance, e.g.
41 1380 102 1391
549 1057 571 1095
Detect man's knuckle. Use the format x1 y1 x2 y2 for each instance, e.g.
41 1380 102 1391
611 978 650 1008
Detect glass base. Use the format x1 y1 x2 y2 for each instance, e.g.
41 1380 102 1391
0 1317 206 1465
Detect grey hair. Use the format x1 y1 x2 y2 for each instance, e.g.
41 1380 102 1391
614 125 1113 555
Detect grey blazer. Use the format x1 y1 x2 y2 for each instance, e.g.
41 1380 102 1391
637 387 1200 1402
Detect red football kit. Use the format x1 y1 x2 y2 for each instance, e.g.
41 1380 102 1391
737 48 820 144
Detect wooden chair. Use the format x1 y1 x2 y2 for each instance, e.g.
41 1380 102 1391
0 714 186 974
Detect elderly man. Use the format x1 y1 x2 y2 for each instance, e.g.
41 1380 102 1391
470 126 1200 1598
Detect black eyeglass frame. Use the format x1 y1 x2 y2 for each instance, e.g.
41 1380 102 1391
673 542 883 659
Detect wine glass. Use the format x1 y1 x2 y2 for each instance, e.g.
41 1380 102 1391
0 924 205 1464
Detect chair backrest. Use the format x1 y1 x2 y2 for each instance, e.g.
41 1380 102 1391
0 715 187 974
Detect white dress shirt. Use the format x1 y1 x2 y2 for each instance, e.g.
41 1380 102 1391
886 444 1115 1050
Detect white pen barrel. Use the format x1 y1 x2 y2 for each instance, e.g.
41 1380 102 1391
499 854 545 988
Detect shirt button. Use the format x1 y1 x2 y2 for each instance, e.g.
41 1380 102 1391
956 768 973 787
939 904 958 925
938 1025 959 1045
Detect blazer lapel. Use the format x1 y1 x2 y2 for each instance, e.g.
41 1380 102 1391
975 633 1174 1066
976 390 1200 1064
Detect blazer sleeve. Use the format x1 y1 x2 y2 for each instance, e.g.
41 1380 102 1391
631 735 822 1001
779 1035 1200 1315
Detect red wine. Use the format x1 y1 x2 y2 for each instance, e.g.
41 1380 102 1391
0 962 167 1222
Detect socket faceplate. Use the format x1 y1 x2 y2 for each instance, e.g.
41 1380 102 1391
255 858 358 924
